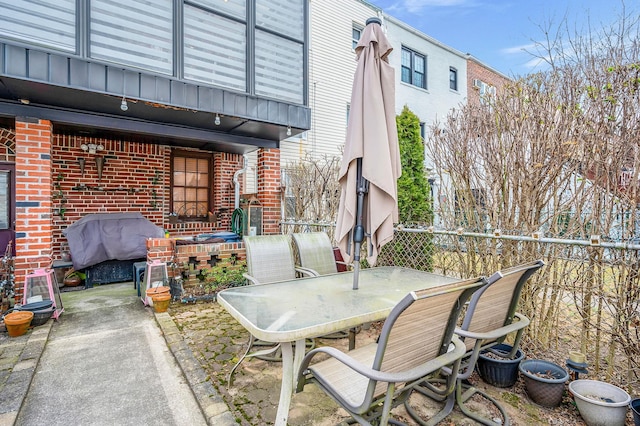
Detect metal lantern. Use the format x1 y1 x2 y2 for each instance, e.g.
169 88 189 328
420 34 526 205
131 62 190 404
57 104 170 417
23 268 64 319
142 260 168 305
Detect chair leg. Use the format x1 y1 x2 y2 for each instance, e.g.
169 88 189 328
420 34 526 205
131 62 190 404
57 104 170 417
228 334 282 385
455 381 510 426
229 335 317 385
405 379 509 426
405 385 455 426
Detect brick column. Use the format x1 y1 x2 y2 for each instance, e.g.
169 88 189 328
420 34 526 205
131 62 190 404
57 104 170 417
14 118 53 298
256 148 282 235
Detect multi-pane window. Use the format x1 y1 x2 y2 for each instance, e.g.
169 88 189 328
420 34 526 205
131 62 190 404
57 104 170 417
184 4 246 91
0 0 76 52
255 0 305 104
449 67 458 91
90 0 173 74
401 47 426 89
0 0 306 105
352 25 362 49
171 151 212 220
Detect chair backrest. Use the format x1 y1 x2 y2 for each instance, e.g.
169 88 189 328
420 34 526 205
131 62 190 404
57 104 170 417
460 259 544 350
371 277 486 397
292 232 338 276
243 234 298 284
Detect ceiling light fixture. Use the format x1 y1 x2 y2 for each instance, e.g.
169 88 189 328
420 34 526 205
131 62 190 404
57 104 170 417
286 125 292 137
120 96 128 111
214 113 221 126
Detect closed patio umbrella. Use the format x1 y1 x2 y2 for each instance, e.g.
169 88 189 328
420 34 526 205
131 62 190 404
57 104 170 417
335 17 401 290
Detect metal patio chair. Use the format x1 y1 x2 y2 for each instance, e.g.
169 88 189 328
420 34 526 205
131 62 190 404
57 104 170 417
228 234 316 385
405 259 545 426
295 277 486 426
292 231 348 276
292 232 358 344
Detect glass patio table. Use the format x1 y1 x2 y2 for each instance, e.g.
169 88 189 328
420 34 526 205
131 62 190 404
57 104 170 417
217 266 461 426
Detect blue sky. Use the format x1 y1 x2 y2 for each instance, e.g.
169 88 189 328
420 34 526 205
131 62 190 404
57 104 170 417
365 0 634 77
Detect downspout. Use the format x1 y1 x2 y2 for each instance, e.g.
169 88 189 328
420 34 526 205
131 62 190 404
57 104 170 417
231 156 248 235
233 155 248 209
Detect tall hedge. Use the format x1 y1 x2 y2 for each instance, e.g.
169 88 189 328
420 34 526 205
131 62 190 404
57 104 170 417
396 105 433 224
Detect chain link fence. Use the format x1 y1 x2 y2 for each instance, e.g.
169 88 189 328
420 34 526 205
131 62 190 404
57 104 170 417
280 220 640 394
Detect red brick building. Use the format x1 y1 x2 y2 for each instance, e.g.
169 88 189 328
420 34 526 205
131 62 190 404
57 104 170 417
466 56 511 106
0 1 310 297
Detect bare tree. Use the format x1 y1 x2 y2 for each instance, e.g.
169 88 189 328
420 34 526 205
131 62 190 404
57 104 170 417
429 6 640 386
281 154 341 223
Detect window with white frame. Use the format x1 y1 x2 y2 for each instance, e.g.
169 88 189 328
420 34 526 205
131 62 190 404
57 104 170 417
475 79 496 105
352 25 362 50
449 67 458 91
401 46 426 89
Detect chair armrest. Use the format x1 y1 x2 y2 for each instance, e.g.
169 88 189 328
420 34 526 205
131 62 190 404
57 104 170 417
242 273 261 286
295 267 319 277
297 336 466 390
336 261 351 270
295 266 320 277
455 313 530 341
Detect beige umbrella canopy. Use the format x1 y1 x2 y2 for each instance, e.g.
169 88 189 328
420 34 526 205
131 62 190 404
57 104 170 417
335 17 401 289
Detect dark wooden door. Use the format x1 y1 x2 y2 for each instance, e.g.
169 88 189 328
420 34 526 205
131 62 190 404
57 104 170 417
0 164 15 255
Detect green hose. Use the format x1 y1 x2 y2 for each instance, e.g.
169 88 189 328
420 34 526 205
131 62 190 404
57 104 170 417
231 208 246 235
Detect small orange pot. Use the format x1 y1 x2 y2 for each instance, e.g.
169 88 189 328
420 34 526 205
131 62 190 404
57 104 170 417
4 311 34 337
151 293 171 313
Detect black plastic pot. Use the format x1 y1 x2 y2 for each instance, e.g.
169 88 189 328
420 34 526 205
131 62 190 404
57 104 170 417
519 359 568 407
29 307 55 326
631 398 640 426
15 301 54 326
477 343 524 388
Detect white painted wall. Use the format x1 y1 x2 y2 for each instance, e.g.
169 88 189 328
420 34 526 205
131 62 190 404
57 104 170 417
384 16 467 127
280 0 381 166
280 0 469 168
277 0 471 227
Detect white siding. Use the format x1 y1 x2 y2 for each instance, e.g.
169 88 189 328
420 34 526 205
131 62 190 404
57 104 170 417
283 0 469 169
385 16 467 127
280 0 379 165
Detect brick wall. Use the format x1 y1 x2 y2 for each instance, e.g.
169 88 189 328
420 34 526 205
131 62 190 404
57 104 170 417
146 236 246 287
256 148 281 235
50 135 247 255
9 121 279 295
14 118 54 299
467 58 510 106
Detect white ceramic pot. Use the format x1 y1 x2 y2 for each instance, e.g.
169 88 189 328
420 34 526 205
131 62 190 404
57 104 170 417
569 379 630 426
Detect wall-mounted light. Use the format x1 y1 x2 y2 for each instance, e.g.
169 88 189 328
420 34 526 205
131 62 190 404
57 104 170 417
120 96 129 111
78 158 86 176
286 125 292 136
214 113 221 126
81 143 104 154
95 157 105 181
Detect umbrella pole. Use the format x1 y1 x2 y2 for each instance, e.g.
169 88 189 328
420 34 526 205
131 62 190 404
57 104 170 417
352 158 367 290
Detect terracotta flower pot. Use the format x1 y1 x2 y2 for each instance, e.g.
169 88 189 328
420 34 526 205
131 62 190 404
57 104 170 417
151 293 171 313
146 286 170 307
4 311 34 337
